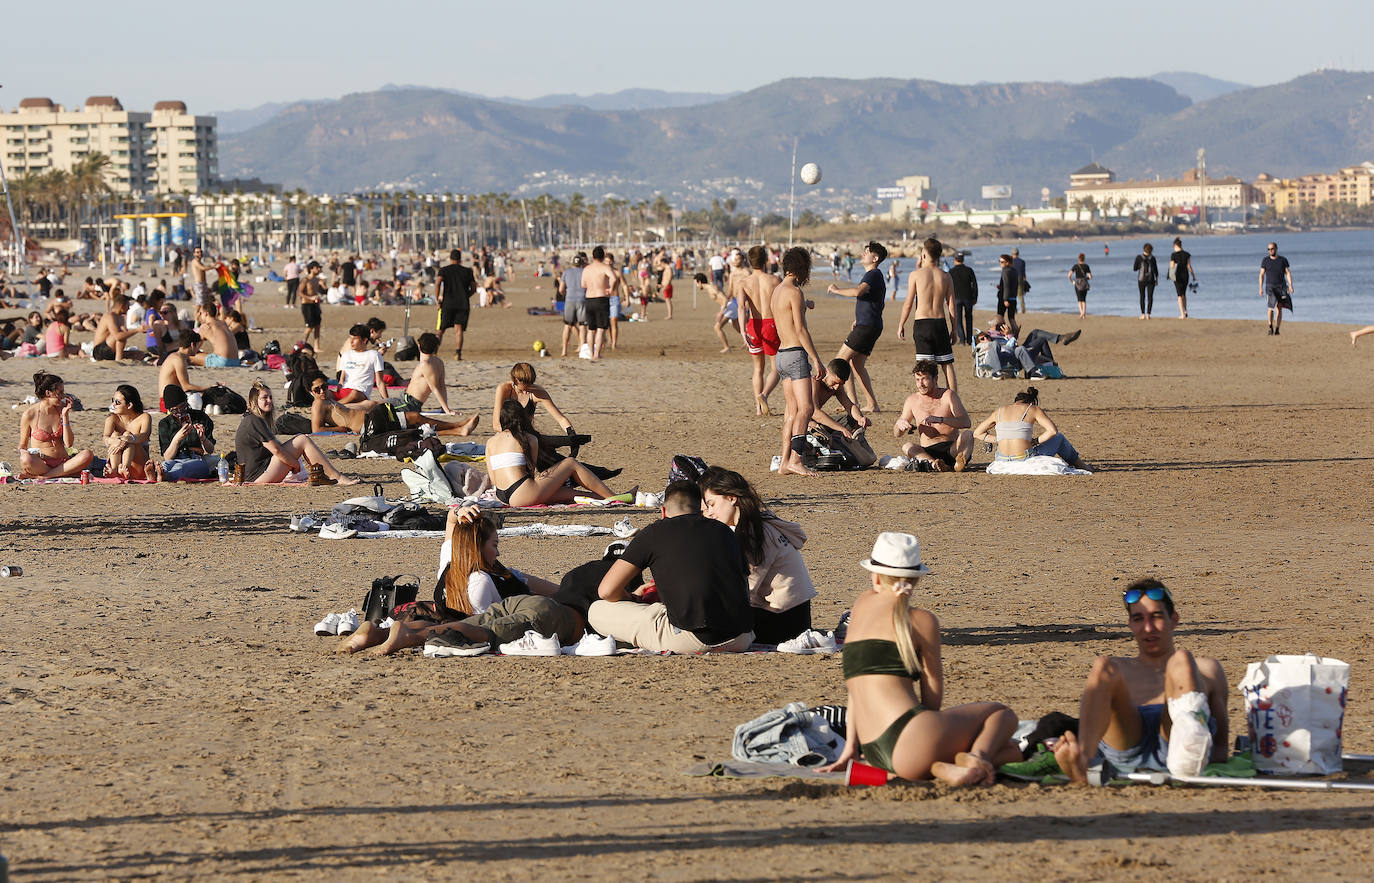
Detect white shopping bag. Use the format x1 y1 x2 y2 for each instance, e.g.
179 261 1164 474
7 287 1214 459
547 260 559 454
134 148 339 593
1238 654 1349 775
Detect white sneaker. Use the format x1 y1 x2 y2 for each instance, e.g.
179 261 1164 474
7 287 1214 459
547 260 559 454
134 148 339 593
289 514 319 533
635 491 664 508
770 455 782 472
563 632 617 656
612 517 636 538
313 612 342 636
498 630 562 656
335 609 360 635
578 343 592 360
319 523 358 540
777 629 839 654
1166 691 1214 778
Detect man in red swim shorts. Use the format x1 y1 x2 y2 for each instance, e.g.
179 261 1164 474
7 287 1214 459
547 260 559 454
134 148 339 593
659 258 675 320
740 246 781 415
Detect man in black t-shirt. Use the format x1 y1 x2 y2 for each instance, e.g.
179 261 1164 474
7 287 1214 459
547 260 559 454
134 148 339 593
590 481 755 653
434 249 477 359
1259 242 1294 336
826 241 888 412
948 251 978 345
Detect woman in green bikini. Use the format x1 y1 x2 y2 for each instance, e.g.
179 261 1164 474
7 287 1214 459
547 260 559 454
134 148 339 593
818 532 1022 785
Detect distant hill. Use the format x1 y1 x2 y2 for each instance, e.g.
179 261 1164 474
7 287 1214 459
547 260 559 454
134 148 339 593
220 76 1190 203
1106 70 1374 180
1149 71 1250 103
211 99 332 135
380 84 737 110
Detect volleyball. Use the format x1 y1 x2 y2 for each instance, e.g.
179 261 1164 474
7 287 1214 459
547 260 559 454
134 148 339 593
533 340 546 353
799 162 822 185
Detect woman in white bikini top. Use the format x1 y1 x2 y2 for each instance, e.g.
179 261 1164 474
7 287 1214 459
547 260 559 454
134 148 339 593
486 399 629 506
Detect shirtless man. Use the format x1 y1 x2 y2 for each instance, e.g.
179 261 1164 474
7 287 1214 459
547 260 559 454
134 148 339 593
393 333 473 429
91 293 143 362
893 360 971 472
897 237 959 394
740 245 782 416
299 260 324 349
189 245 216 307
156 330 222 405
1054 579 1228 783
659 256 675 320
191 303 241 368
581 246 616 361
769 247 825 476
308 371 477 435
811 359 871 439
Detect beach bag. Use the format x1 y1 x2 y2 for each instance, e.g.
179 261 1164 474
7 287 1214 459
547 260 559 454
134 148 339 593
362 401 404 439
360 426 422 457
1071 265 1090 293
393 335 419 361
275 411 312 435
283 351 319 407
382 503 447 531
668 454 708 484
203 386 247 414
1239 653 1349 775
360 574 421 625
400 449 460 505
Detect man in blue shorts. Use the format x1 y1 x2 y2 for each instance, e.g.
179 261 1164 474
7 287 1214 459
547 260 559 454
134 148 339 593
1054 579 1229 783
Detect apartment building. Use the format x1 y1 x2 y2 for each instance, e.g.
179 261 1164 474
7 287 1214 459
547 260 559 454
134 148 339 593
1254 162 1374 213
0 96 217 195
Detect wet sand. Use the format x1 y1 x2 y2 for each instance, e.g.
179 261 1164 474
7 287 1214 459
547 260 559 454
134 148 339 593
2 261 1373 879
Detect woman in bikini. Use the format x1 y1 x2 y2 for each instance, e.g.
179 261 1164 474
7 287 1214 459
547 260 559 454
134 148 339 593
817 532 1021 785
102 384 155 480
17 372 96 479
971 386 1092 470
485 399 626 506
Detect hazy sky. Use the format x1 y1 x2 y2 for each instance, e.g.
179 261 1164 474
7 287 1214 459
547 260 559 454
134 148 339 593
5 0 1370 112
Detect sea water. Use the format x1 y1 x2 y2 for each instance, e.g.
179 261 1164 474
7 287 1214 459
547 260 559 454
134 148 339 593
876 229 1373 325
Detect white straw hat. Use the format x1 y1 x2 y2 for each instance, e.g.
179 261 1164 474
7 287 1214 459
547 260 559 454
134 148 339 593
860 532 930 577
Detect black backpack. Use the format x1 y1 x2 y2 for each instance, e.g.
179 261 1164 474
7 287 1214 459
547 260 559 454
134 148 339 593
275 411 312 435
284 351 320 407
360 574 421 625
203 386 247 414
361 401 404 438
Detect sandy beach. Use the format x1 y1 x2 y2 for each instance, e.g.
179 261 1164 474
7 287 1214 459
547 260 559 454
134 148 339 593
2 259 1373 880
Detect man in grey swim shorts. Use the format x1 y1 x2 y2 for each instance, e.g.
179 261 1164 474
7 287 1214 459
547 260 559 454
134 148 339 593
774 346 812 381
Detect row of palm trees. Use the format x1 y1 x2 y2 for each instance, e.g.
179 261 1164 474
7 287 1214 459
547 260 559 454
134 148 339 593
9 153 116 238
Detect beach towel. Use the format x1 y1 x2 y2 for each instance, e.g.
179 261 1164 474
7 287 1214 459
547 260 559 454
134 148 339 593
356 523 619 540
985 456 1091 476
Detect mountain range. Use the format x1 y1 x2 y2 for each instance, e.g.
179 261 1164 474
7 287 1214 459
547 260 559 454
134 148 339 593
218 70 1374 207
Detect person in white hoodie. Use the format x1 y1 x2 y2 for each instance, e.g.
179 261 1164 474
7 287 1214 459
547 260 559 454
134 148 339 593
698 466 817 643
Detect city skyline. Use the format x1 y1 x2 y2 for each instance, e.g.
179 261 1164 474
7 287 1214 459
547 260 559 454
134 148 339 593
7 0 1372 114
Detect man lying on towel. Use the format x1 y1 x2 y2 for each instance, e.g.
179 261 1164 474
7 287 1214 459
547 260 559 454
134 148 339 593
1054 579 1228 782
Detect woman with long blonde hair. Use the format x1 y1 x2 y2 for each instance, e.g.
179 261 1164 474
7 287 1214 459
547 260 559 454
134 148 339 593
819 533 1021 785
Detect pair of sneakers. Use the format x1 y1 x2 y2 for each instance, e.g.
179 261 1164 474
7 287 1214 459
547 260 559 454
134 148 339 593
499 630 617 656
314 609 360 636
423 629 561 658
777 629 839 655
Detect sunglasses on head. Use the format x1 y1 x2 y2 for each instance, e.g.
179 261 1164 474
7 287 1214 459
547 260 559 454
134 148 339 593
1123 585 1173 607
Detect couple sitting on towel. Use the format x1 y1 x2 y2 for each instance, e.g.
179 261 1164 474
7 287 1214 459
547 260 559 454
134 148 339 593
342 475 796 656
821 531 1225 786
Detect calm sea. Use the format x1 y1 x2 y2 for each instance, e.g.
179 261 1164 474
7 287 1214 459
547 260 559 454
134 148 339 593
878 229 1373 325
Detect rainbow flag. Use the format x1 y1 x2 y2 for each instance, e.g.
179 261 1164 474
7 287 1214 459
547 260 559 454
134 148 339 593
215 263 254 310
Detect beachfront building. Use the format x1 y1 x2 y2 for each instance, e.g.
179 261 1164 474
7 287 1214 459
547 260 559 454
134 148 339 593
1064 165 1261 215
0 96 217 196
1253 162 1374 214
149 102 218 195
885 175 937 222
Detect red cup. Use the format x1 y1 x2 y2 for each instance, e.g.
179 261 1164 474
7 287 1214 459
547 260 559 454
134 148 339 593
846 760 890 787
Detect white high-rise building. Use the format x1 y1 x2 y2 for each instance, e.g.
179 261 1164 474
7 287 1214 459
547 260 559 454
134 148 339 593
0 95 217 195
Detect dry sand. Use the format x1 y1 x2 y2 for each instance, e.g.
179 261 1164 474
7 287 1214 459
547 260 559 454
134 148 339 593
2 261 1373 880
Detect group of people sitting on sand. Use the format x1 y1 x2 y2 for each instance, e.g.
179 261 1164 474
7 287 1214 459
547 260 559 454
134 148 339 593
338 465 817 656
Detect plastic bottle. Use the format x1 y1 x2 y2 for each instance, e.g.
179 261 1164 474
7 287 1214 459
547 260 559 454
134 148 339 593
217 459 230 483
